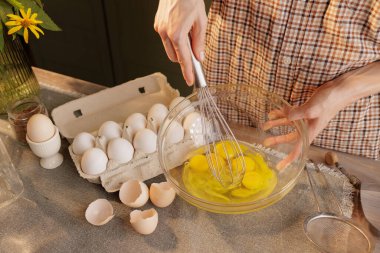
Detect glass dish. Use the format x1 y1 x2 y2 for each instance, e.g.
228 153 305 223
0 136 24 209
158 84 308 214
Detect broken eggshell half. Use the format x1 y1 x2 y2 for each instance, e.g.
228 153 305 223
149 182 176 208
85 199 114 226
130 208 158 235
119 179 149 208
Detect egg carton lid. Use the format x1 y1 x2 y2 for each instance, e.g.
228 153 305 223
51 73 179 141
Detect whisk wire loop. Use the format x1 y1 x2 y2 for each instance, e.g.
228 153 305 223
198 87 246 187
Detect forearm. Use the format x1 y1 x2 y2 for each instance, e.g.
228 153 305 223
330 61 380 110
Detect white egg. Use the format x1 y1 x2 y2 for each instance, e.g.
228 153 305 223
166 121 184 144
169 96 186 111
98 121 122 142
149 182 176 208
130 208 158 235
133 128 157 154
119 180 149 208
183 112 202 132
107 138 134 163
123 113 147 142
85 199 114 226
169 96 194 117
81 148 108 175
72 132 95 155
26 113 55 143
147 103 168 130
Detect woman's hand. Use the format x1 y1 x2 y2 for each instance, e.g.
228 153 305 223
287 80 342 143
154 0 207 85
263 60 380 170
262 79 350 170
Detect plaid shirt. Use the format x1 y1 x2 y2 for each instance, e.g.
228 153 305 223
204 0 380 159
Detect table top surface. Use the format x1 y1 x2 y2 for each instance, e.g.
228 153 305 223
0 68 379 253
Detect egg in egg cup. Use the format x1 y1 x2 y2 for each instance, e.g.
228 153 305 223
26 126 63 169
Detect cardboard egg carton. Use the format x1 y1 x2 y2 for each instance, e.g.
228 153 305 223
52 73 187 191
52 73 179 141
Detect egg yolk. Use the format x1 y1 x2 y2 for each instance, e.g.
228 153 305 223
189 154 208 172
182 141 277 203
214 141 248 160
231 156 256 173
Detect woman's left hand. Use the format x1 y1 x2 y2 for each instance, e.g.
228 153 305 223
262 79 344 170
287 80 342 143
263 61 380 170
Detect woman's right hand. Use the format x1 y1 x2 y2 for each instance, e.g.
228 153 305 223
154 0 207 86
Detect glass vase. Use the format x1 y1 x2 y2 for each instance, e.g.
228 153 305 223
0 35 40 114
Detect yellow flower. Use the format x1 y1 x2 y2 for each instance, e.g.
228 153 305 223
5 8 44 43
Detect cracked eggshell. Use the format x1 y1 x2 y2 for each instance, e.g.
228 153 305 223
123 113 147 141
147 104 168 130
130 208 158 235
85 199 114 226
72 132 96 155
133 128 157 154
107 138 134 163
166 121 184 145
119 180 149 208
81 148 108 175
98 121 122 142
149 182 176 208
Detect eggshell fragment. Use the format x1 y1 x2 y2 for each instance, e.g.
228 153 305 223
130 208 158 235
119 180 149 208
123 113 147 141
149 182 176 208
85 199 114 226
133 128 157 154
98 121 122 142
107 138 134 163
26 114 55 143
81 148 108 175
72 132 95 155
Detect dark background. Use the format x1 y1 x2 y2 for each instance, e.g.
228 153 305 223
26 0 211 96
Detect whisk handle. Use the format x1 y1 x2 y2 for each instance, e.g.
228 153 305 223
187 37 207 88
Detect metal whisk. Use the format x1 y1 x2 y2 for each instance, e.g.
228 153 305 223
188 38 246 188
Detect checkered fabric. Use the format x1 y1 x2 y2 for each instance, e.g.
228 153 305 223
203 0 380 159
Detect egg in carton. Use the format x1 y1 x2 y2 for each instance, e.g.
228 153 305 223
68 115 152 184
68 104 198 190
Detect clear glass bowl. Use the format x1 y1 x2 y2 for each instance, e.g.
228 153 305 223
158 84 308 214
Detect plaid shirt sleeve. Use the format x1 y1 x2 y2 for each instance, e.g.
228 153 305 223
204 0 380 159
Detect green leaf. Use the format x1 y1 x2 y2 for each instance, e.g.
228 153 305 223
18 0 61 31
0 1 14 23
5 0 23 9
0 22 4 51
32 0 43 8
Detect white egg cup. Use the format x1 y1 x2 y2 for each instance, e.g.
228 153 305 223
26 126 63 169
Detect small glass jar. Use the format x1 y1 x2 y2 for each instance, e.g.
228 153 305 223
7 96 48 144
